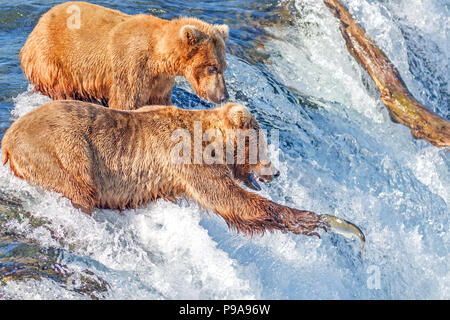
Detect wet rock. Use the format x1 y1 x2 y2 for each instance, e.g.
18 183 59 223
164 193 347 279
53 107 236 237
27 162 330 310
0 194 110 299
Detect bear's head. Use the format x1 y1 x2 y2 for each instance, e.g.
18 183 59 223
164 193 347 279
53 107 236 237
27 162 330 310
222 103 280 191
177 19 229 104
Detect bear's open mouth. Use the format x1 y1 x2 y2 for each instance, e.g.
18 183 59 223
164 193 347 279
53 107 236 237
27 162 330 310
247 171 262 191
245 170 281 191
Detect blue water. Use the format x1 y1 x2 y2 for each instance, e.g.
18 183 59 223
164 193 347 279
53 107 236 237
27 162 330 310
0 0 448 299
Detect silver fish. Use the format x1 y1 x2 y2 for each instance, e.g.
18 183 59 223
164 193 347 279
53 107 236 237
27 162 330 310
321 214 366 260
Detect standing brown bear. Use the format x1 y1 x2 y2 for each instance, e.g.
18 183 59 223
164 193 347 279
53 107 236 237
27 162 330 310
20 1 229 109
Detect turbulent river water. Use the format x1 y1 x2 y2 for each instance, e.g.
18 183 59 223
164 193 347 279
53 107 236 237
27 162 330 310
0 0 448 299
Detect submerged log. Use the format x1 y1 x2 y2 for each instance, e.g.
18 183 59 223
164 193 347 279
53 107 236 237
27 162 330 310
323 0 450 147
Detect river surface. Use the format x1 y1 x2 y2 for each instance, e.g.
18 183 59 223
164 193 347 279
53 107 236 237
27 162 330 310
0 0 448 299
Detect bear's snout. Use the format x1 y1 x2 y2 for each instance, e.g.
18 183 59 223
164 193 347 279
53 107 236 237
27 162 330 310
219 89 230 103
258 171 279 183
257 165 281 183
207 87 229 104
206 75 229 104
207 90 229 104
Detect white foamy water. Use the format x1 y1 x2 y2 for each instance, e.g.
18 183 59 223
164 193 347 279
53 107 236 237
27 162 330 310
262 0 449 299
1 0 449 299
0 163 258 299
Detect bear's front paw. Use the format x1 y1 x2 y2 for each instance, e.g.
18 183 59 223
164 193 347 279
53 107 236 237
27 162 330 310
275 207 325 237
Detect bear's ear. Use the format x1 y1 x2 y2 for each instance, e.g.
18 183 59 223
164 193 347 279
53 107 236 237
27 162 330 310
215 24 229 42
227 103 254 129
180 25 200 46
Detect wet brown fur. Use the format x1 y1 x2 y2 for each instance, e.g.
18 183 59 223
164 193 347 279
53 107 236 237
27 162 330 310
1 101 321 236
20 1 229 109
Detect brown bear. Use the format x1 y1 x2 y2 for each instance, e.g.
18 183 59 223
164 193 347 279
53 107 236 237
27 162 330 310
1 101 326 237
20 1 229 109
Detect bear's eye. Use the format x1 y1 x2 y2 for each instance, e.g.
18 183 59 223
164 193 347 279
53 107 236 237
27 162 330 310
207 66 218 74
